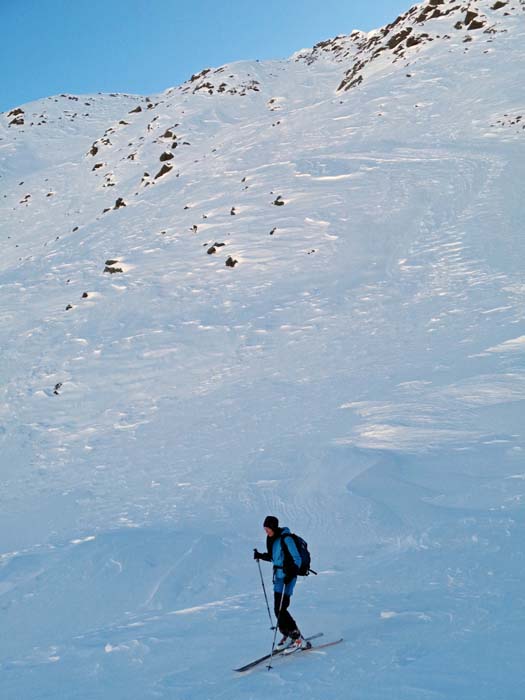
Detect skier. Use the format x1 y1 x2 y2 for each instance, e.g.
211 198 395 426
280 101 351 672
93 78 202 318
253 515 308 651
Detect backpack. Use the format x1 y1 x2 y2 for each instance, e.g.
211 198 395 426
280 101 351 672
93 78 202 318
283 533 316 576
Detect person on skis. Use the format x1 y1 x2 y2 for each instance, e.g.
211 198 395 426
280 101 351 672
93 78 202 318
253 515 308 651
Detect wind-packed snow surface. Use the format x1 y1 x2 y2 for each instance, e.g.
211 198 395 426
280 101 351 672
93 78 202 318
1 0 524 697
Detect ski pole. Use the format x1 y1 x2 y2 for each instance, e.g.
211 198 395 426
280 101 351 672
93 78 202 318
267 588 286 670
255 553 275 629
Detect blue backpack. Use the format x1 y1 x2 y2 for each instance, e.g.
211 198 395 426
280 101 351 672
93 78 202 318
283 533 316 576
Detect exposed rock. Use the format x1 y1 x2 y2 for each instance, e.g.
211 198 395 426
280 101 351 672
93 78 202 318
129 106 142 114
336 0 484 93
196 82 214 94
65 304 73 311
154 163 173 179
386 27 413 50
273 195 285 206
415 0 452 22
207 242 225 254
230 207 236 215
114 197 126 209
104 261 123 273
468 19 486 30
406 33 429 47
159 151 174 162
182 68 261 96
190 68 211 82
338 60 366 91
295 31 365 65
225 256 238 268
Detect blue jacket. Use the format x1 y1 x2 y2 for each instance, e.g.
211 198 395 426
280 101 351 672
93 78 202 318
263 527 302 593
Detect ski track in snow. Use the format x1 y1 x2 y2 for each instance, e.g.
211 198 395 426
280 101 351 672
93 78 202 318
1 1 525 698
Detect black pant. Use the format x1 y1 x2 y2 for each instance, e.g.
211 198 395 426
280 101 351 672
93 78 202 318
274 591 300 639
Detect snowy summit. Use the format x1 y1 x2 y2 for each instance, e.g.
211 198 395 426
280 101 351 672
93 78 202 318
1 0 525 697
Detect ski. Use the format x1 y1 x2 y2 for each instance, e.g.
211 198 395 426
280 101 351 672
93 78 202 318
233 632 323 672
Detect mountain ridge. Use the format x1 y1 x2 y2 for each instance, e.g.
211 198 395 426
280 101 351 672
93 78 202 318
2 0 523 117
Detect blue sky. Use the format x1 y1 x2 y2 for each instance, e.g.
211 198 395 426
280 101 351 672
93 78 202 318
1 0 410 112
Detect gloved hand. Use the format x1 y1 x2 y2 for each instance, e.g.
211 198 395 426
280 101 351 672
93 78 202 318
253 549 261 561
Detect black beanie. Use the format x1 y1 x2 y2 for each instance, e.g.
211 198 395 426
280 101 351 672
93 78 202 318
263 515 279 531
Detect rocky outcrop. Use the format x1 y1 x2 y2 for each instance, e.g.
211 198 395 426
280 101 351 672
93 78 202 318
294 31 365 65
104 259 123 274
154 163 173 179
335 0 505 93
207 242 226 255
180 66 262 96
8 107 25 126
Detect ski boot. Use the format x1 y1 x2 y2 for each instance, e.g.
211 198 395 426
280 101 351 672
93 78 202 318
283 635 311 654
275 635 292 651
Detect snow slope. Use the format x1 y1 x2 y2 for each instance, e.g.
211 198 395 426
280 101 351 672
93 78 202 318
1 0 524 697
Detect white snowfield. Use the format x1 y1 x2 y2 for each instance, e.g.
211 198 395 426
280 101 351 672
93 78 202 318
0 0 524 697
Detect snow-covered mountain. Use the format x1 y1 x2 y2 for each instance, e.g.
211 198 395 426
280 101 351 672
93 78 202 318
1 0 524 697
